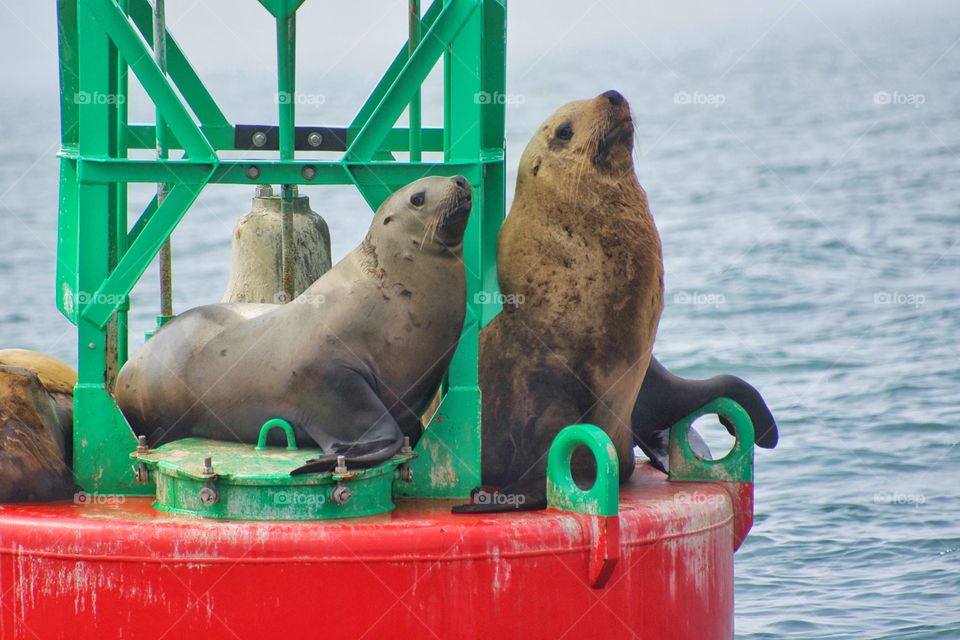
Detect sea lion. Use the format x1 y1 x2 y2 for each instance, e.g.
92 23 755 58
0 350 77 502
632 356 779 473
461 90 663 511
115 176 473 472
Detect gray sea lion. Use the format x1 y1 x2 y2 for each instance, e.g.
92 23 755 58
459 91 663 512
115 176 472 472
632 356 779 473
0 349 77 502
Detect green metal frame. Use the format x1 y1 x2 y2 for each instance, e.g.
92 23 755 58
56 0 506 497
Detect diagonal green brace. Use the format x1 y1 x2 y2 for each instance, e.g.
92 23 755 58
127 0 229 130
341 0 445 207
82 0 215 160
345 0 479 162
81 180 209 329
348 0 443 133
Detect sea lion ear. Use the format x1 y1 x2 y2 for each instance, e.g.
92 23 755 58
531 157 542 177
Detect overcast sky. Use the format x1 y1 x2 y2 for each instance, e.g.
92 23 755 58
1 0 956 94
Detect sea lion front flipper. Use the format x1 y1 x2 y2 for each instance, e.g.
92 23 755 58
632 357 778 473
289 365 404 476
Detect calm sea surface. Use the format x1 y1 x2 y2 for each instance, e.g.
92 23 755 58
1 6 958 638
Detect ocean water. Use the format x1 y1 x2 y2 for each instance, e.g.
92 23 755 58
1 3 958 638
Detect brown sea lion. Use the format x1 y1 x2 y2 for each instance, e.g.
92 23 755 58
460 91 664 511
0 349 77 502
115 176 472 473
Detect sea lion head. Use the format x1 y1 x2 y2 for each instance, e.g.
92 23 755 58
518 90 635 186
371 175 473 254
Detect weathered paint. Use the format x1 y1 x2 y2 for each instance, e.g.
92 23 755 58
0 466 737 639
132 437 416 520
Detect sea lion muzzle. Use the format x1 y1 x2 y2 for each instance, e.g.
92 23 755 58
437 177 473 243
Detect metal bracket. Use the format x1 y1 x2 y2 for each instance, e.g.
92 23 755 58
667 397 755 483
546 424 621 588
235 125 348 152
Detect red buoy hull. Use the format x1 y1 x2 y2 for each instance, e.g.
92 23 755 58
0 466 740 639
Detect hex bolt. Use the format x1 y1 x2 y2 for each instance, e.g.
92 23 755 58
251 131 268 148
335 455 347 475
136 435 149 454
199 484 219 506
301 165 317 181
246 165 261 180
88 342 95 350
401 436 412 454
332 483 352 505
202 457 214 476
255 184 274 198
307 131 323 148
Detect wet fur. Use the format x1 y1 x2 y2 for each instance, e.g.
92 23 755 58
474 92 664 506
0 351 77 502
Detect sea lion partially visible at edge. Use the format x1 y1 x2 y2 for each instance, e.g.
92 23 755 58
0 349 77 502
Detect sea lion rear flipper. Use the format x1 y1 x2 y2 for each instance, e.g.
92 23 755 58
632 357 778 473
289 365 405 476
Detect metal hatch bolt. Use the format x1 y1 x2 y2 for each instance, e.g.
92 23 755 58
199 483 219 506
332 483 352 505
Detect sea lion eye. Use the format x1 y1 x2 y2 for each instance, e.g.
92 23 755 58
555 123 573 141
410 191 426 207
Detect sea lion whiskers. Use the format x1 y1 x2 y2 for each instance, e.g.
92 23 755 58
418 217 435 252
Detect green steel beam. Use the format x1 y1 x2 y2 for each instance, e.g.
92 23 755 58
348 0 444 132
114 0 130 367
81 182 208 329
400 0 505 498
346 0 480 161
76 158 492 186
126 193 158 253
128 0 230 130
74 0 150 494
124 125 444 152
82 0 215 160
56 0 80 321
